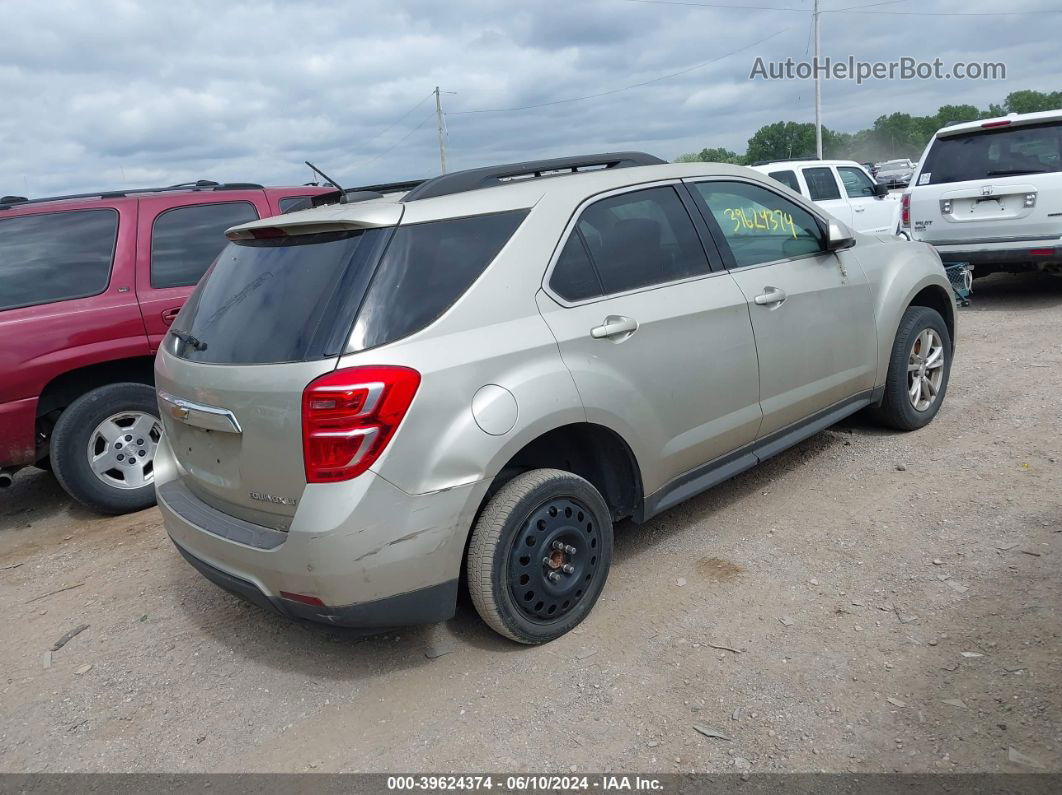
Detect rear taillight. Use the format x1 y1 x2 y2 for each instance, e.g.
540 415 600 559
901 192 911 228
302 366 421 483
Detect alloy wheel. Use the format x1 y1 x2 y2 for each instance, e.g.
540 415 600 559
907 328 945 412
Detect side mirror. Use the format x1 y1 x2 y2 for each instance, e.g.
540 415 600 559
826 220 856 251
872 182 890 198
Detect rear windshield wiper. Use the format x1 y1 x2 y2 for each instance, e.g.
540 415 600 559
985 168 1047 176
170 328 208 352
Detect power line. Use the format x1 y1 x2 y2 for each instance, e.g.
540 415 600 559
622 0 807 11
450 27 794 115
829 7 1062 13
359 92 435 150
824 0 910 11
623 0 1061 14
354 110 437 168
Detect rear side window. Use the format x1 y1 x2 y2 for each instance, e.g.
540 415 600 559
151 202 259 288
837 166 877 198
768 170 801 193
349 210 528 351
693 180 825 268
920 121 1062 185
573 186 709 295
802 167 842 201
279 196 313 213
0 209 117 311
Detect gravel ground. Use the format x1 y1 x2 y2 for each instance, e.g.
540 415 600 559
0 272 1059 774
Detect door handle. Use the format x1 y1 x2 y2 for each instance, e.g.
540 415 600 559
161 308 180 326
854 206 866 213
590 315 638 340
753 287 787 307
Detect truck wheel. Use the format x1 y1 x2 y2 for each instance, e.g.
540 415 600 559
50 383 162 515
871 306 952 431
466 469 613 644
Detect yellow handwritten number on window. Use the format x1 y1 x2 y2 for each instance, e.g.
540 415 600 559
722 207 797 239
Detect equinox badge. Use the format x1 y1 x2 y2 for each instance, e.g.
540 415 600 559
249 491 297 506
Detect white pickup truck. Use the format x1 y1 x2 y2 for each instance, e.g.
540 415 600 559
752 158 902 236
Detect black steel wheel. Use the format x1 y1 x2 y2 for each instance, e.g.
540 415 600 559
508 496 602 622
467 469 613 644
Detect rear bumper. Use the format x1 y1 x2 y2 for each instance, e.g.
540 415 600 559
155 435 488 628
928 239 1062 266
171 539 458 628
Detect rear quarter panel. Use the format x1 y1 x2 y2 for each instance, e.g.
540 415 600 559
347 198 590 497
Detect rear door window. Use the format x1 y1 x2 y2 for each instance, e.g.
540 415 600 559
573 186 710 295
837 166 878 198
549 232 603 302
768 170 801 193
802 167 842 201
150 201 259 288
0 209 118 311
349 210 528 351
920 121 1062 185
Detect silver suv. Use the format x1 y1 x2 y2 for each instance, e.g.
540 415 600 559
154 153 956 644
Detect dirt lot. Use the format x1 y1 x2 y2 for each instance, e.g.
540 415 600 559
0 273 1059 774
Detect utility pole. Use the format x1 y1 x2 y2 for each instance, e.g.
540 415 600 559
813 0 823 159
435 86 448 174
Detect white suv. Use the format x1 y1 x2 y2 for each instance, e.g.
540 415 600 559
903 110 1062 277
752 159 901 236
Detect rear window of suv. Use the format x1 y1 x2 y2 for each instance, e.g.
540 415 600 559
0 209 118 311
172 209 527 364
920 121 1062 185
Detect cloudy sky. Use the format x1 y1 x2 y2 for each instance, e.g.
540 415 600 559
1 0 1058 196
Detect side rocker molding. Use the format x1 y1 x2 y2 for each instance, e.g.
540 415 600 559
638 390 876 522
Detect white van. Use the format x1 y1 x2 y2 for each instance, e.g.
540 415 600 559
903 110 1062 276
752 159 901 236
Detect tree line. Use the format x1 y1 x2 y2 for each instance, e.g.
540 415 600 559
675 89 1061 166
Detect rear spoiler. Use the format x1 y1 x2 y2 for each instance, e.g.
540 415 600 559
228 202 404 240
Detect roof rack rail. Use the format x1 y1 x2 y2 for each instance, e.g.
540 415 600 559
749 156 820 166
0 181 266 211
402 152 665 202
350 179 426 195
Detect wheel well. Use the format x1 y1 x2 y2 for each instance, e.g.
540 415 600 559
488 424 642 523
37 357 155 420
908 285 955 345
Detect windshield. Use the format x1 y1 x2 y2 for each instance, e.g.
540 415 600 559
921 121 1062 184
171 228 390 364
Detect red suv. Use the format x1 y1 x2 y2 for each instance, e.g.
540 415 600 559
0 180 331 513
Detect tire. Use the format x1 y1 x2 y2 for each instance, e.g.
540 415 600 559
466 469 614 644
871 306 952 431
50 383 162 514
